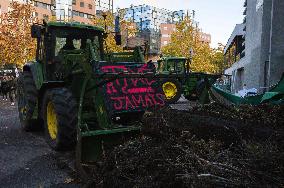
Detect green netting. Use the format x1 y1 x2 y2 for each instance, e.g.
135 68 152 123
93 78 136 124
270 74 284 92
261 92 281 103
211 86 245 105
211 73 284 105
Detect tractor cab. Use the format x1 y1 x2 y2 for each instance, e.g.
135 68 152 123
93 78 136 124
157 57 189 74
31 22 105 81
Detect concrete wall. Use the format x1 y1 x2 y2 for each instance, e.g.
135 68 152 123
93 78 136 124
257 0 284 89
244 0 264 91
225 0 284 93
269 0 284 86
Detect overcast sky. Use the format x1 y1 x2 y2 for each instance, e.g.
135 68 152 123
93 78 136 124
113 0 245 48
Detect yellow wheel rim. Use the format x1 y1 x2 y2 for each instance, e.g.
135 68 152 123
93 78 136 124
47 102 58 140
162 82 177 99
21 107 27 115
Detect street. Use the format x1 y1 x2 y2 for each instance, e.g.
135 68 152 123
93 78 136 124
0 100 80 188
0 97 191 187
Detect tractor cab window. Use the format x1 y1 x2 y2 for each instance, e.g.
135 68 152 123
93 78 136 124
51 28 103 61
175 60 185 72
167 61 175 72
55 38 82 56
46 28 103 80
157 60 165 72
167 59 185 73
37 35 45 62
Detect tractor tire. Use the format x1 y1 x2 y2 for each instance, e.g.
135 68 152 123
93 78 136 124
42 88 77 151
196 79 211 104
17 71 39 131
184 80 206 101
196 79 207 96
161 79 182 104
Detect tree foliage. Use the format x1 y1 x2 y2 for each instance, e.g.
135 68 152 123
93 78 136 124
162 17 224 73
0 2 37 68
212 43 226 74
93 11 122 53
93 11 138 54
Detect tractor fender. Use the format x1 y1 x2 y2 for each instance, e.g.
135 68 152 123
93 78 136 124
39 81 65 93
37 81 65 119
23 62 44 90
39 81 65 100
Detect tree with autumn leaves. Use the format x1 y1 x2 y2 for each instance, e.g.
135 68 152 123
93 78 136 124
162 17 224 73
0 3 224 74
93 10 138 54
93 11 123 53
0 2 37 68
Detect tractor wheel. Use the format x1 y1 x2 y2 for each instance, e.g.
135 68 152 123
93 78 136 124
17 71 39 131
162 79 182 104
184 80 206 101
196 79 211 104
42 88 77 151
196 79 207 96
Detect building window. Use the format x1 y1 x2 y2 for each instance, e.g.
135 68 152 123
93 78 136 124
164 26 168 30
72 0 76 5
79 12 84 17
88 4 92 9
162 34 169 38
164 41 168 45
80 2 84 7
72 10 78 16
87 14 93 19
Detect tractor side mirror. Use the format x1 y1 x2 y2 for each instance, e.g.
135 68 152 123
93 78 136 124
31 25 42 38
115 33 122 46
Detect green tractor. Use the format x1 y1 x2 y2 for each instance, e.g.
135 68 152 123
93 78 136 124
17 22 166 174
157 57 220 104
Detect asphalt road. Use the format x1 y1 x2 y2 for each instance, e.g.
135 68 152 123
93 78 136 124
0 96 191 188
0 100 80 188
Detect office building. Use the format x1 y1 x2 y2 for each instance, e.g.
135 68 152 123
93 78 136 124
224 0 284 93
0 0 96 24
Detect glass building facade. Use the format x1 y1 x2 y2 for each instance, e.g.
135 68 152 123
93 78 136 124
123 5 186 31
122 5 191 54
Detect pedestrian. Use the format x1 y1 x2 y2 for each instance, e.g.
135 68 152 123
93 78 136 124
0 75 3 99
2 75 8 101
8 76 16 106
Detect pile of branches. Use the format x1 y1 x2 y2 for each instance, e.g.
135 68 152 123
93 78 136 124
191 102 284 129
91 105 284 187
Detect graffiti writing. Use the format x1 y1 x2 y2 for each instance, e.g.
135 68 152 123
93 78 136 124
100 63 165 113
